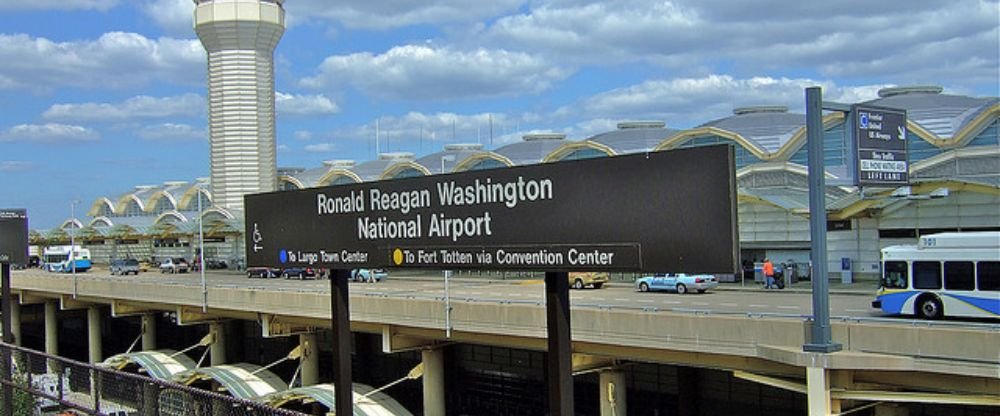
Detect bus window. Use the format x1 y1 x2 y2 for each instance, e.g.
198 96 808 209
978 261 1000 291
883 261 908 289
912 261 942 290
943 261 975 290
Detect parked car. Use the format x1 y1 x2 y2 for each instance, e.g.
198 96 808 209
247 267 280 278
281 267 316 280
569 272 609 289
206 259 228 270
351 268 388 282
636 273 718 294
109 258 140 276
159 258 189 274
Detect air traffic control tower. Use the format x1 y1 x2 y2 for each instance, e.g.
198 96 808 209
194 0 285 211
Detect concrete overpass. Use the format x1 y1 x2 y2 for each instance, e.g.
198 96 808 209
8 271 1000 415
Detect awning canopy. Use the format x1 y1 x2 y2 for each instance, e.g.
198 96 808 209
172 363 288 400
100 349 197 380
260 383 413 416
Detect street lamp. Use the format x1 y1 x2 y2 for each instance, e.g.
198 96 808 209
440 155 456 337
71 199 79 298
197 185 207 312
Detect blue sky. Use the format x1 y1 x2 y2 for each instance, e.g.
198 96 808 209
1 0 998 228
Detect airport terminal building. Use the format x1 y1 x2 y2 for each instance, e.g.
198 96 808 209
33 86 999 281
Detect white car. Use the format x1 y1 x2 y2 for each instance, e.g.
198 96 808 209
159 258 189 274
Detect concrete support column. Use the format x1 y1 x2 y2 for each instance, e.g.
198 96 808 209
44 301 58 355
599 370 627 416
422 348 446 416
299 333 319 387
806 366 832 416
141 313 157 350
209 321 226 366
87 306 102 364
10 301 21 346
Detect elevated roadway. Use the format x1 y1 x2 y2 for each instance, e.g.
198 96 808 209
9 269 1000 410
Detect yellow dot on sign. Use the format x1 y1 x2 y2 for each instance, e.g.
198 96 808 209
393 249 403 265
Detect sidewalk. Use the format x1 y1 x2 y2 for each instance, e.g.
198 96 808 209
716 278 877 296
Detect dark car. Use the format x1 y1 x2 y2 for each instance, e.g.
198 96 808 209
206 259 228 270
281 267 316 280
247 267 280 278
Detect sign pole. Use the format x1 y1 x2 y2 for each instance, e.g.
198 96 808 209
329 268 353 416
804 87 842 353
545 271 573 415
2 262 12 416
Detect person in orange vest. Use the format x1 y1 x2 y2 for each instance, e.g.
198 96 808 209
763 258 776 289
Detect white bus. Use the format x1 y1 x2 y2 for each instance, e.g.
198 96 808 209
872 232 999 320
42 245 92 273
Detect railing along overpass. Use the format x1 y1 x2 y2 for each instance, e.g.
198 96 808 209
10 271 1000 413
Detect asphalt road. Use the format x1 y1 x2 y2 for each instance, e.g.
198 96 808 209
16 267 885 319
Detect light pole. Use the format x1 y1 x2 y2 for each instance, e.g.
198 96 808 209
71 199 79 298
197 185 207 312
440 155 456 338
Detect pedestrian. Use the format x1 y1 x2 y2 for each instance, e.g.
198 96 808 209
763 258 775 289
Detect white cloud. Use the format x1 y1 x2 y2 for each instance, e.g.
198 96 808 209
294 131 313 141
275 92 340 116
557 74 889 128
277 144 289 152
0 0 119 11
0 32 204 92
0 161 34 172
302 45 570 100
136 123 206 141
0 123 99 143
141 0 195 35
43 94 205 122
287 0 522 30
472 0 998 91
304 143 337 152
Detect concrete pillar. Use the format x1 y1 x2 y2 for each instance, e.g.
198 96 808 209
44 301 57 355
10 301 21 346
141 313 157 350
299 333 319 387
87 306 102 364
422 348 445 416
806 366 831 416
209 321 226 366
599 370 627 416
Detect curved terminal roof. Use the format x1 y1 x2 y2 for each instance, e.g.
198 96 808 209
588 121 680 154
864 86 999 140
172 363 288 400
101 349 197 380
696 106 805 154
494 133 568 165
414 143 486 174
261 383 414 416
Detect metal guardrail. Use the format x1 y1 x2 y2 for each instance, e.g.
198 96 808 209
0 342 304 416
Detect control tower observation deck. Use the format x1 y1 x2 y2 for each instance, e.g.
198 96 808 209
193 0 285 212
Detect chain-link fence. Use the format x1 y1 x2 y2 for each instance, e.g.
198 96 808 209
0 342 305 416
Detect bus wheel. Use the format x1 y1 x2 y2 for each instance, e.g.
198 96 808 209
916 295 943 320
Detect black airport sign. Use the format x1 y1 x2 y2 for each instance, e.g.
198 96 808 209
245 145 739 273
853 104 909 186
0 209 28 265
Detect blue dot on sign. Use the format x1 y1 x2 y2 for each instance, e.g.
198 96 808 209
279 250 288 263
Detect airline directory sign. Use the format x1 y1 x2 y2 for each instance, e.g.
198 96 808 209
245 145 739 273
0 209 28 264
853 104 909 186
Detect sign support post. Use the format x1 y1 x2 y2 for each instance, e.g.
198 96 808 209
804 87 842 353
329 268 353 416
545 271 573 415
2 262 11 416
0 208 26 416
